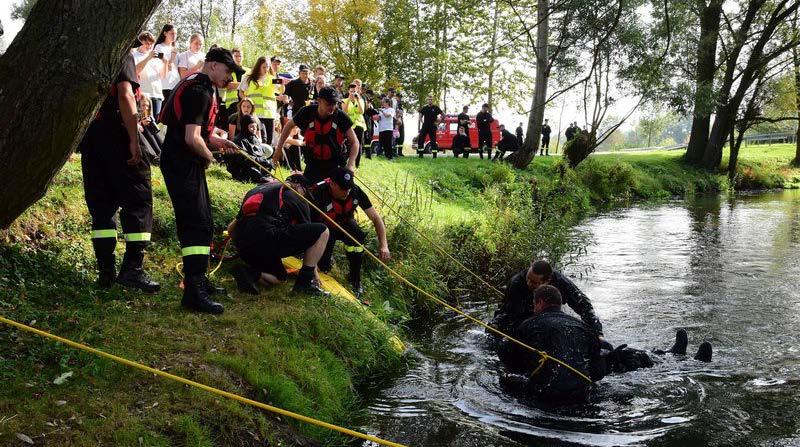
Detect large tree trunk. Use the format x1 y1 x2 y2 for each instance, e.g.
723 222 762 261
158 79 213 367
512 0 548 168
487 0 500 111
685 0 723 166
0 0 161 228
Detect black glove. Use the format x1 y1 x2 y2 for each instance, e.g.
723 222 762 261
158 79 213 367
599 338 614 352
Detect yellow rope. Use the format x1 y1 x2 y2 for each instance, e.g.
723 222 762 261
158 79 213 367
0 316 407 447
353 173 506 300
235 149 592 385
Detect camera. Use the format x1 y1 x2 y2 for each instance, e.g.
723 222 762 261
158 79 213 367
156 52 164 59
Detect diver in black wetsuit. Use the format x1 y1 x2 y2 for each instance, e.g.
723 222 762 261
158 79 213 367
497 285 713 403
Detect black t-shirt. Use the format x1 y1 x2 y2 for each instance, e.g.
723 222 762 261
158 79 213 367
162 73 217 162
237 182 312 226
311 181 372 224
452 133 471 150
285 78 313 109
83 53 140 153
419 104 443 128
476 111 493 133
542 124 552 137
292 104 353 135
457 113 470 133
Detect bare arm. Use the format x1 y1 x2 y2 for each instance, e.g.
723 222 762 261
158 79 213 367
272 119 297 165
344 127 359 171
135 52 155 76
364 207 390 261
117 81 141 166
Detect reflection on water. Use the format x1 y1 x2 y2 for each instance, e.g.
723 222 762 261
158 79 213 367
363 190 800 446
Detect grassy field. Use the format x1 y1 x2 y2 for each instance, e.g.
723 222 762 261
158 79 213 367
0 142 795 446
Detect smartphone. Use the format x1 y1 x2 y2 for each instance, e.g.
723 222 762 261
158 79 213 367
271 78 282 84
157 52 164 59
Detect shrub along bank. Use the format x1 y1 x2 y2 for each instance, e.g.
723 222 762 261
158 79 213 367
0 143 794 445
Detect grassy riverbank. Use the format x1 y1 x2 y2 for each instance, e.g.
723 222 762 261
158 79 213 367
1 142 795 446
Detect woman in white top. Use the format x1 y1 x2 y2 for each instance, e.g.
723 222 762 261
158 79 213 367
131 32 166 117
154 24 179 101
176 33 204 79
378 97 396 159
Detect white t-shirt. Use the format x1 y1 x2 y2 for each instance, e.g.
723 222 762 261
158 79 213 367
154 43 180 89
131 49 164 99
176 49 204 78
378 107 395 132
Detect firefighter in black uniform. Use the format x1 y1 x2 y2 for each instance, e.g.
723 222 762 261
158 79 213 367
273 86 360 183
416 96 443 157
79 52 160 292
229 175 330 296
476 103 494 159
159 47 241 314
490 259 613 351
311 167 390 297
540 119 552 155
492 124 521 161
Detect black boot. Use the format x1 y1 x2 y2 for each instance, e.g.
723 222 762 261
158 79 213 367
346 251 363 297
292 266 329 296
694 342 712 362
201 276 227 296
116 242 161 293
182 275 224 314
92 236 117 289
668 329 688 355
233 264 260 295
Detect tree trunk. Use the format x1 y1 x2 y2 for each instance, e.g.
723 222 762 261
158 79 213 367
794 45 800 166
685 0 723 166
487 0 500 111
0 0 161 228
702 103 735 169
512 0 548 168
728 125 738 180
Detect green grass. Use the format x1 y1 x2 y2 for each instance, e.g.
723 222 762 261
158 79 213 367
1 142 796 446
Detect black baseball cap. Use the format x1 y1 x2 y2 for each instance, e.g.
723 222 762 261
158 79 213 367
330 167 355 189
335 73 345 80
317 86 341 103
270 56 282 63
205 47 243 73
299 64 310 72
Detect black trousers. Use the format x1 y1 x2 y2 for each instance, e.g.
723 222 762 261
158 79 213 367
236 218 327 281
417 126 437 153
81 129 153 273
478 131 493 159
380 130 394 159
396 125 405 156
541 136 550 155
160 155 213 276
304 159 340 184
318 219 366 284
353 127 365 167
259 117 274 146
285 144 303 171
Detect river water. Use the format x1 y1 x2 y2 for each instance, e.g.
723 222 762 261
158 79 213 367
362 190 800 446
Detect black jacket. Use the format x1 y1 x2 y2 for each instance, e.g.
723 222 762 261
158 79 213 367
497 308 604 399
491 269 604 336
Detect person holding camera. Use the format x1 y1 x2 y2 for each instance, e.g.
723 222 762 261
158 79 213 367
154 24 179 102
342 83 367 167
176 33 205 79
132 32 167 117
239 56 287 146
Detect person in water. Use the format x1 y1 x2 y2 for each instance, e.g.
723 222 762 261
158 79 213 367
497 285 713 402
491 259 611 350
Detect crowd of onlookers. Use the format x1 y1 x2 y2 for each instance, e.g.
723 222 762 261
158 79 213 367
130 24 583 174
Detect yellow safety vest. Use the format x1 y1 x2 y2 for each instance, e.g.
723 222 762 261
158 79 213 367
345 97 367 130
243 75 277 120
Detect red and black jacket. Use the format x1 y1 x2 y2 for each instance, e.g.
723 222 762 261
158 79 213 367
302 117 347 162
236 181 311 227
311 180 369 227
159 73 218 142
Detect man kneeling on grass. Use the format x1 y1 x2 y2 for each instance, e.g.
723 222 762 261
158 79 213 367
228 174 330 296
